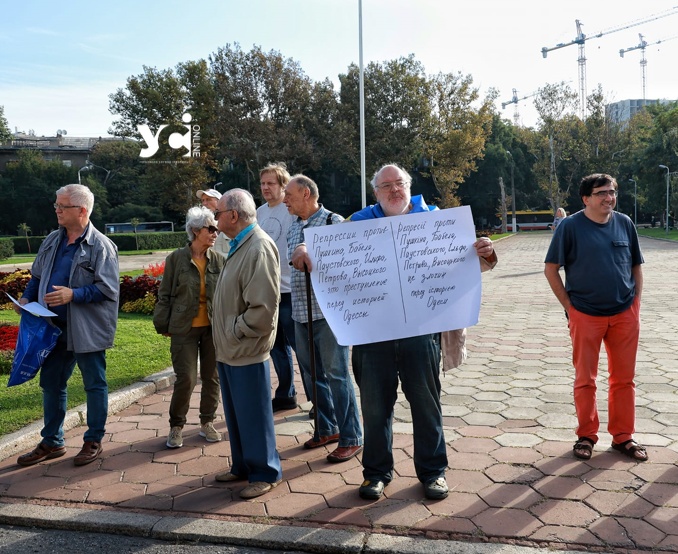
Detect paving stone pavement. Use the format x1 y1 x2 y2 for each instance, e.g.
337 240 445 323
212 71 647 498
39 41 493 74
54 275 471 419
1 232 677 553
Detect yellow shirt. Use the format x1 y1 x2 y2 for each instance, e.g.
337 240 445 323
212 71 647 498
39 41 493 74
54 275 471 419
191 257 210 328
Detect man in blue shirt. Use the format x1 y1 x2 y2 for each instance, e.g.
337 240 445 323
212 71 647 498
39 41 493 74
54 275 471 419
545 173 646 462
16 184 119 467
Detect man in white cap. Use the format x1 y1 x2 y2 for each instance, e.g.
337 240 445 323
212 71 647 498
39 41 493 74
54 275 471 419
197 188 230 256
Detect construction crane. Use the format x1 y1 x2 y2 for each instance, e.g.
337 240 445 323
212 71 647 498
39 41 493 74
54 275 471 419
541 6 678 120
501 88 538 126
620 33 678 101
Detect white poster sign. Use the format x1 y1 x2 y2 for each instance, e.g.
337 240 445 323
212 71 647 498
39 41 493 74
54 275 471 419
303 206 482 346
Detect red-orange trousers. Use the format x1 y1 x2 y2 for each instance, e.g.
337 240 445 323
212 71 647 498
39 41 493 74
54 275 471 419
568 296 640 444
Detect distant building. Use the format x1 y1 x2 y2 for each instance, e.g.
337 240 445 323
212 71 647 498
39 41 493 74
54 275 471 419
0 132 122 171
607 98 676 123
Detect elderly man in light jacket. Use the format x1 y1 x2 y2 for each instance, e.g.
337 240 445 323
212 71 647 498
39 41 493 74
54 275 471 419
211 188 283 500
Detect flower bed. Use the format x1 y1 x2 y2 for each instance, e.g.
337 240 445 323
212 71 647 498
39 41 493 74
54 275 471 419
0 323 18 375
1 266 165 316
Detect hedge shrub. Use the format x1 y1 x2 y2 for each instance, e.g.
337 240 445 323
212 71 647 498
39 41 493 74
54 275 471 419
0 239 15 261
11 237 43 255
108 232 185 251
10 232 185 254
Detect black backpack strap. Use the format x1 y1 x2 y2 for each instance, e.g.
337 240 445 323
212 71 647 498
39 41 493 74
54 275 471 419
326 212 334 225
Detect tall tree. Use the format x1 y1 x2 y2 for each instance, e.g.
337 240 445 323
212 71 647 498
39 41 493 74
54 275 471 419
108 62 214 216
533 82 579 211
338 56 430 177
210 43 325 189
0 106 11 144
422 72 496 207
0 150 78 235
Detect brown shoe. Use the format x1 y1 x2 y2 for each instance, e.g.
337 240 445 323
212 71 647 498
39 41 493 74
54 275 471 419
215 471 245 483
240 480 281 499
17 443 66 467
74 441 102 466
327 445 363 463
303 433 340 449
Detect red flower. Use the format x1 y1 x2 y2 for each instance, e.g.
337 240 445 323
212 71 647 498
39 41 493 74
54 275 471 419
143 261 165 278
0 325 19 352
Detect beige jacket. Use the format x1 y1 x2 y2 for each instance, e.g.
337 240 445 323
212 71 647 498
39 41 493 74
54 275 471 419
212 225 280 366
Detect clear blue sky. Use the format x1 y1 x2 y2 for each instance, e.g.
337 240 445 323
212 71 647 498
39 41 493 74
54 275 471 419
2 0 677 137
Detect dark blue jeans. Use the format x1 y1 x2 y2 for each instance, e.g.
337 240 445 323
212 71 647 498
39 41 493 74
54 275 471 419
352 333 446 484
270 293 308 400
39 330 108 447
295 318 362 447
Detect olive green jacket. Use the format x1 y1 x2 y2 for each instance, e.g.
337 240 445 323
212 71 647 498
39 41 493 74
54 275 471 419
153 245 225 336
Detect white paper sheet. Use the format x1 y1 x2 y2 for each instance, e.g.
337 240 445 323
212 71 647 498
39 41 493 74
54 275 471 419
5 293 58 318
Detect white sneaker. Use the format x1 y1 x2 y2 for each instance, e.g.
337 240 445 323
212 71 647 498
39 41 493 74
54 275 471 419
199 422 222 442
166 426 183 448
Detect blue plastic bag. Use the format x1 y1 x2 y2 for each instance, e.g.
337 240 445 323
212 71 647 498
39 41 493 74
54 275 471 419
8 312 61 387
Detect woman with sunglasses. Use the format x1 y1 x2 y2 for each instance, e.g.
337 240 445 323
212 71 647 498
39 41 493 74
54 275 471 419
153 206 225 448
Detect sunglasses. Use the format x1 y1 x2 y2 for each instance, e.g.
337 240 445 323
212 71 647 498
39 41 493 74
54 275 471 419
203 225 219 234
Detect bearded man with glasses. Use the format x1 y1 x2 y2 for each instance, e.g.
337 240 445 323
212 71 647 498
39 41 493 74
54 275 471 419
349 164 496 501
545 173 647 463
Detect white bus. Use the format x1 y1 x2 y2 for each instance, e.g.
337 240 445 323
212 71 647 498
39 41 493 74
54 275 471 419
495 210 554 232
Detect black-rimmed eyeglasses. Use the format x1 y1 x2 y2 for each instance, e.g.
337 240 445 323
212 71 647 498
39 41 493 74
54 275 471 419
590 190 618 198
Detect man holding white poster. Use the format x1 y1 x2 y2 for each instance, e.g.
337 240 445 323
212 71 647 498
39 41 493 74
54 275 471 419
285 175 364 464
349 164 496 501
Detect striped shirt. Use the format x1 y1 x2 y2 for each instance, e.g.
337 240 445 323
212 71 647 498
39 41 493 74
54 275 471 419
287 205 344 323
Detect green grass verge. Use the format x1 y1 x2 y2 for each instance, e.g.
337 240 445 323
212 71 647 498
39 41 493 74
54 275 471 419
0 256 34 265
637 227 678 240
0 312 171 437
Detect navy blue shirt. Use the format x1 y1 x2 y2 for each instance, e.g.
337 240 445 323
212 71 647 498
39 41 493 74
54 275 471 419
23 226 105 323
545 210 643 316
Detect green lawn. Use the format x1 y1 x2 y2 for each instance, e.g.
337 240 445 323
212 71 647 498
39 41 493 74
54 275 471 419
491 228 678 241
637 227 678 240
0 312 171 437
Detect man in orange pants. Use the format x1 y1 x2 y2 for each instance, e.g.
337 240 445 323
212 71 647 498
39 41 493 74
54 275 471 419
544 173 646 462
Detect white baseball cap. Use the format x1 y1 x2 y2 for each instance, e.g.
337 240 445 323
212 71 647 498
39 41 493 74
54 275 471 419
196 189 222 200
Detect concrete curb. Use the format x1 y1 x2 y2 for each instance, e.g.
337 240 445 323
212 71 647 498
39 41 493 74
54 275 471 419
0 502 588 554
0 368 176 462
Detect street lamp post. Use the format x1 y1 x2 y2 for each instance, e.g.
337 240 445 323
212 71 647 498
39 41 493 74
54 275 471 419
77 166 85 184
659 165 670 233
507 151 516 233
628 178 637 226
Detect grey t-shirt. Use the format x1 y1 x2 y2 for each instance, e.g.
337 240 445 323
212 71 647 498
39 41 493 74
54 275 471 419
545 210 643 316
257 201 295 293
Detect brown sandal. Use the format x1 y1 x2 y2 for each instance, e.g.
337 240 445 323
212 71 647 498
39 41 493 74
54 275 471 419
611 440 648 462
573 437 594 460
